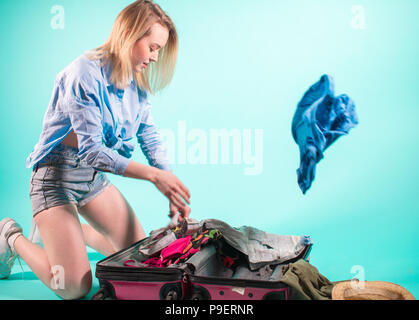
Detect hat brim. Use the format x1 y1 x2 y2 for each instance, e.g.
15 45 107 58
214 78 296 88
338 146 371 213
332 281 415 300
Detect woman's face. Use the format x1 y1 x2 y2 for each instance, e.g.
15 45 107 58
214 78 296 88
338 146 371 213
131 23 169 73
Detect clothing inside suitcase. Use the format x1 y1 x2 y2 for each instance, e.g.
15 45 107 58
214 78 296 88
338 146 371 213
100 238 289 282
94 219 312 299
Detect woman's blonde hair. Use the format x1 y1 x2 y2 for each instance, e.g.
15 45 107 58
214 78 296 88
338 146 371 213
87 0 178 94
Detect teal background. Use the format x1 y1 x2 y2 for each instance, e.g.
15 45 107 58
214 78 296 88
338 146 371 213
0 0 418 299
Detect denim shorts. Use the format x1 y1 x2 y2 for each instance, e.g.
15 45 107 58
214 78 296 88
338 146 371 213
29 144 112 217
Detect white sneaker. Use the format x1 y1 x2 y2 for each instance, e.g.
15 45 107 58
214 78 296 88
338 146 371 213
0 218 23 279
28 218 44 248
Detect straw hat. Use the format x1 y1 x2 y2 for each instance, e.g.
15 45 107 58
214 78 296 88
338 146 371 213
332 281 415 300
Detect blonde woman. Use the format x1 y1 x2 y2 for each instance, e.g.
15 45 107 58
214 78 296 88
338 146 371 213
0 0 191 300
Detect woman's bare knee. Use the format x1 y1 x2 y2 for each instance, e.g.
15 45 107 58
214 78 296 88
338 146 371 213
56 270 93 300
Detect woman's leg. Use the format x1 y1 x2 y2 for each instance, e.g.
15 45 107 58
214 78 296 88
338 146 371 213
28 214 117 257
14 204 92 300
26 194 143 258
78 185 146 253
80 224 117 257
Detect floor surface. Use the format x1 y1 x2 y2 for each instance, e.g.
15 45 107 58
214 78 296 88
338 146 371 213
1 249 417 300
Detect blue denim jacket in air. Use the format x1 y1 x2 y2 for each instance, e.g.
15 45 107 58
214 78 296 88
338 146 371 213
26 52 171 175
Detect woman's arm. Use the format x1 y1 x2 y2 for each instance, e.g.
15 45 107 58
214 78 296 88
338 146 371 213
63 72 191 217
124 161 191 211
123 160 159 181
135 98 191 218
136 100 171 171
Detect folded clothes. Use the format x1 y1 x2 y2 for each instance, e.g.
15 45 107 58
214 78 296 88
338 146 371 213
201 219 312 270
291 75 359 194
136 218 312 274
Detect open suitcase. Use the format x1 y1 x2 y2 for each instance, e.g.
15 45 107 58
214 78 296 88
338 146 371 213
92 219 313 300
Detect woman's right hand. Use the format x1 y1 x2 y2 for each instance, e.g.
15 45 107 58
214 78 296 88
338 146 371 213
123 161 191 214
169 201 191 222
151 169 191 211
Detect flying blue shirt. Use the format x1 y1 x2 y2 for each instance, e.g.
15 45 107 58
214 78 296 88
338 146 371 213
291 74 359 194
26 52 171 175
